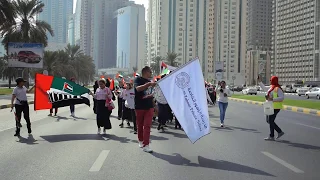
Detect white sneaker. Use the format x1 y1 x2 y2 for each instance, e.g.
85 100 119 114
138 141 144 148
71 113 75 117
97 128 101 134
220 123 224 127
143 145 153 153
103 129 106 134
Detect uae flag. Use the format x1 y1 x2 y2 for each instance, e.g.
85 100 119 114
35 74 90 110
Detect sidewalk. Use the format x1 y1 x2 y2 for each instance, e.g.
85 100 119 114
0 94 34 109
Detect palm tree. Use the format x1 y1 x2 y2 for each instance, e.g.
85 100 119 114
166 51 179 67
65 44 82 61
151 56 163 75
0 0 15 27
0 0 54 48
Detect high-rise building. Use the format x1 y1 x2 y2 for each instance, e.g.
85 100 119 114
115 4 146 73
147 0 215 81
37 0 73 44
214 0 247 85
246 0 272 51
74 0 93 55
74 0 133 70
67 14 75 46
91 0 133 69
245 50 271 85
272 0 320 83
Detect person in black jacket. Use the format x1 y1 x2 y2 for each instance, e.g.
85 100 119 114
93 80 99 113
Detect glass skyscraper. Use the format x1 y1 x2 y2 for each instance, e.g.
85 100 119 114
116 5 146 72
37 0 73 43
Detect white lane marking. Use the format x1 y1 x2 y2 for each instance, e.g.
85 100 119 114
294 123 320 130
262 151 304 173
89 150 110 172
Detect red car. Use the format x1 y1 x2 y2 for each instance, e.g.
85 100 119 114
17 51 41 63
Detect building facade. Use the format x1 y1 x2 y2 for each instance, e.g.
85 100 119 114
245 50 271 85
272 0 320 83
37 0 73 43
147 0 215 80
246 0 272 51
214 0 247 85
90 0 133 70
67 14 75 46
115 5 146 73
75 0 133 70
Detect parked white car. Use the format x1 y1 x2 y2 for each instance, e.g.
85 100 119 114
296 88 309 96
242 87 257 95
305 87 320 99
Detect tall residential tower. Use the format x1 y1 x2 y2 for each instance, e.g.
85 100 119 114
272 0 320 83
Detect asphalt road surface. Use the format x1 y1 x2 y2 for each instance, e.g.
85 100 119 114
0 100 319 180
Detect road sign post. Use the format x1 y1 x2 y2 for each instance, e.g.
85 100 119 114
232 76 236 94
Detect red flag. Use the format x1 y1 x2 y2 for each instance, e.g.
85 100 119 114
108 78 114 91
35 74 54 110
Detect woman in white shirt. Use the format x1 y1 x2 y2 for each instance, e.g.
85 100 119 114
122 83 137 134
215 81 232 127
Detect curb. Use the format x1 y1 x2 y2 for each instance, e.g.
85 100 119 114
0 101 34 110
229 98 320 117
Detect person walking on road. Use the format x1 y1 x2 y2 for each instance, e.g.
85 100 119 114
154 74 170 132
122 82 137 134
69 77 76 117
94 79 114 134
115 82 124 120
49 108 58 116
93 80 99 114
258 76 285 141
11 77 35 136
215 81 231 127
134 66 157 153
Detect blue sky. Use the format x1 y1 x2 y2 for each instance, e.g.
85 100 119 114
73 0 149 13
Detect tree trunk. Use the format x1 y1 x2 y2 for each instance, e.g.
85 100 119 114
8 76 11 89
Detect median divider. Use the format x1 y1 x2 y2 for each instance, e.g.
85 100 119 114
229 98 320 117
0 101 34 110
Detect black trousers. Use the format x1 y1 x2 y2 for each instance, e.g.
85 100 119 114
266 109 282 137
158 103 170 126
130 109 137 131
15 104 31 134
117 97 123 118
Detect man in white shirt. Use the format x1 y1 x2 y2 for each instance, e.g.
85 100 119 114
11 78 34 136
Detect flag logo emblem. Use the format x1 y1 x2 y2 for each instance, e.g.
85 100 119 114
175 72 190 89
63 82 73 92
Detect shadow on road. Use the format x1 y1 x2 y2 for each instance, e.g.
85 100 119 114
277 140 320 151
163 131 188 139
212 126 260 134
40 134 105 142
151 152 274 177
103 134 131 143
16 134 38 145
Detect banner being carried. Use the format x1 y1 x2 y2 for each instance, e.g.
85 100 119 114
158 59 210 143
35 74 90 110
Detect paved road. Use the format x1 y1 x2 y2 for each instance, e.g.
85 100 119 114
0 100 319 180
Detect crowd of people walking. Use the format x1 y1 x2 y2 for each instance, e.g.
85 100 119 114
10 66 286 152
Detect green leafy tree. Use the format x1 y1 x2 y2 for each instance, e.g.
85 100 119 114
0 0 16 27
1 0 54 47
0 57 18 88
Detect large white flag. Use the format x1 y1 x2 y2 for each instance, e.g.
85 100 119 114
158 59 210 143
